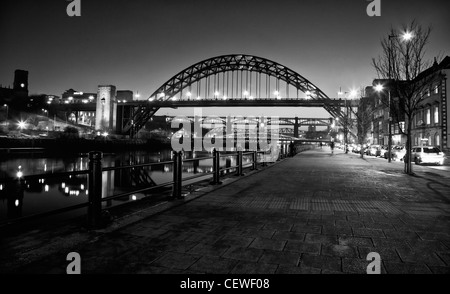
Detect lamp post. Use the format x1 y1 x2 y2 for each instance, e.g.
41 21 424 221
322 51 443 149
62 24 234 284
3 104 8 126
338 89 347 153
339 88 356 153
386 31 413 163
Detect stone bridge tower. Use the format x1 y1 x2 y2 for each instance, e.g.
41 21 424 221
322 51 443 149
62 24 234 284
95 85 117 132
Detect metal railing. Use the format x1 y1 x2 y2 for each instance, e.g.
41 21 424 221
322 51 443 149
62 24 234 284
0 149 270 228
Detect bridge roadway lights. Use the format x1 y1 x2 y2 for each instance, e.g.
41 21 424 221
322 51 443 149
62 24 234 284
172 151 183 199
88 151 103 229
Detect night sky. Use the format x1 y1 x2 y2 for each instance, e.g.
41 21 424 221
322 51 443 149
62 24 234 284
1 0 449 118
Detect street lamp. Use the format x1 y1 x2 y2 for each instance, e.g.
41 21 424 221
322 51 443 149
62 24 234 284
338 88 353 153
18 120 26 133
3 104 8 126
385 31 414 163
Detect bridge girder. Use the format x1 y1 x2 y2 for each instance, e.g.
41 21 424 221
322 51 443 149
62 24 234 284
122 54 346 136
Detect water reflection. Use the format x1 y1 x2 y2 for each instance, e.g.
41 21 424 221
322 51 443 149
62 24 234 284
0 149 255 222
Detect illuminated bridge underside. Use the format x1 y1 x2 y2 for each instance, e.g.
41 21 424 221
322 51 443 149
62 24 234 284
122 54 346 136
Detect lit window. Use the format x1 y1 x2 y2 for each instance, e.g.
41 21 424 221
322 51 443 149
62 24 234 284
434 85 439 94
426 108 430 125
434 106 439 124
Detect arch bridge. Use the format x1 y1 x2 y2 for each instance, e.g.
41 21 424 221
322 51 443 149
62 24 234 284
121 54 350 137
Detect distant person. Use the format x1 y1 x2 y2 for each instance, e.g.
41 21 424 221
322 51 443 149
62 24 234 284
320 142 323 149
289 141 295 157
330 141 335 155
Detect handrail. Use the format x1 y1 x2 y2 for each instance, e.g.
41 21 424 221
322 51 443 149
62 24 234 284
0 148 270 228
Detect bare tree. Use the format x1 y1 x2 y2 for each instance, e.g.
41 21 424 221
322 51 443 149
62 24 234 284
345 92 376 159
372 20 436 174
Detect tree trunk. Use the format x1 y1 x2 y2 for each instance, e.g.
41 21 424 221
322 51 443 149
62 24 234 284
404 120 413 174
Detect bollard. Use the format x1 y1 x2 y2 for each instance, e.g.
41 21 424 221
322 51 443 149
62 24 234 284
225 157 231 175
88 151 103 229
236 151 244 176
252 151 258 170
172 151 183 199
210 149 222 185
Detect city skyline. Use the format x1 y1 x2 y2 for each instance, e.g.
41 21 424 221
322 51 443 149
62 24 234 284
1 0 449 118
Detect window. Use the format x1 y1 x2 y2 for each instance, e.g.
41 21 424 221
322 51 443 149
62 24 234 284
426 89 430 97
434 85 439 94
434 106 439 124
426 108 431 125
435 133 440 147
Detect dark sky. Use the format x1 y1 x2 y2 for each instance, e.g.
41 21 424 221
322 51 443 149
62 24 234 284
1 0 449 117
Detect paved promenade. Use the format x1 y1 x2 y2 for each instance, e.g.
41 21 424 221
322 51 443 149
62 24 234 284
1 147 450 274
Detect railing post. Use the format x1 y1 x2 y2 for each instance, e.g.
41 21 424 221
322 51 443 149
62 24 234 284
88 151 103 229
236 150 244 176
172 151 183 199
252 151 258 170
210 148 222 185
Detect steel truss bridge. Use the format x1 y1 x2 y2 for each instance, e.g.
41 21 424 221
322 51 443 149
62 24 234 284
120 54 356 137
50 54 358 138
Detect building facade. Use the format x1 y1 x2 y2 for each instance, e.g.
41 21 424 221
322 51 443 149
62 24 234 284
0 69 29 109
367 56 449 153
61 89 97 104
410 57 450 152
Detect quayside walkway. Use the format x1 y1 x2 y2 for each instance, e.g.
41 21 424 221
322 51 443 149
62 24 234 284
1 148 450 274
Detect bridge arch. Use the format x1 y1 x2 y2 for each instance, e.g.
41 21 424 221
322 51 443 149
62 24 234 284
123 54 342 135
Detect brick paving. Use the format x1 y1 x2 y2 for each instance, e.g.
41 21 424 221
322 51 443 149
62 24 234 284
1 147 450 274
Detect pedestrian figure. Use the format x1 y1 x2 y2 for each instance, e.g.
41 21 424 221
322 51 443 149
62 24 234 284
330 141 335 155
289 141 295 157
320 142 323 149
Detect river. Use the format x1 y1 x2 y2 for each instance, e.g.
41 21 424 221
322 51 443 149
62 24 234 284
0 149 256 224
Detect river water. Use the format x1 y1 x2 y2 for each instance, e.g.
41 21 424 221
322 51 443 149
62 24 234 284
0 149 256 224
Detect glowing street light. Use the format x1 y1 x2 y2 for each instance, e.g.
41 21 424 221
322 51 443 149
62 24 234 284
305 91 311 99
374 84 384 92
349 89 358 98
186 92 192 98
402 31 413 41
17 120 26 130
135 92 141 99
214 91 220 98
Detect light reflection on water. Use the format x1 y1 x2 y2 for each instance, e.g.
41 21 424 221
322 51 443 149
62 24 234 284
0 149 253 222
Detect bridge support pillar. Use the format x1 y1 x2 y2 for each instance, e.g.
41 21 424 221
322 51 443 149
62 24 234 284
95 85 117 133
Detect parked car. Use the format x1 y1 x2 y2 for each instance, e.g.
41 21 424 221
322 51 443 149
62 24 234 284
376 145 388 158
353 145 362 153
366 145 380 156
391 145 406 161
409 146 445 165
